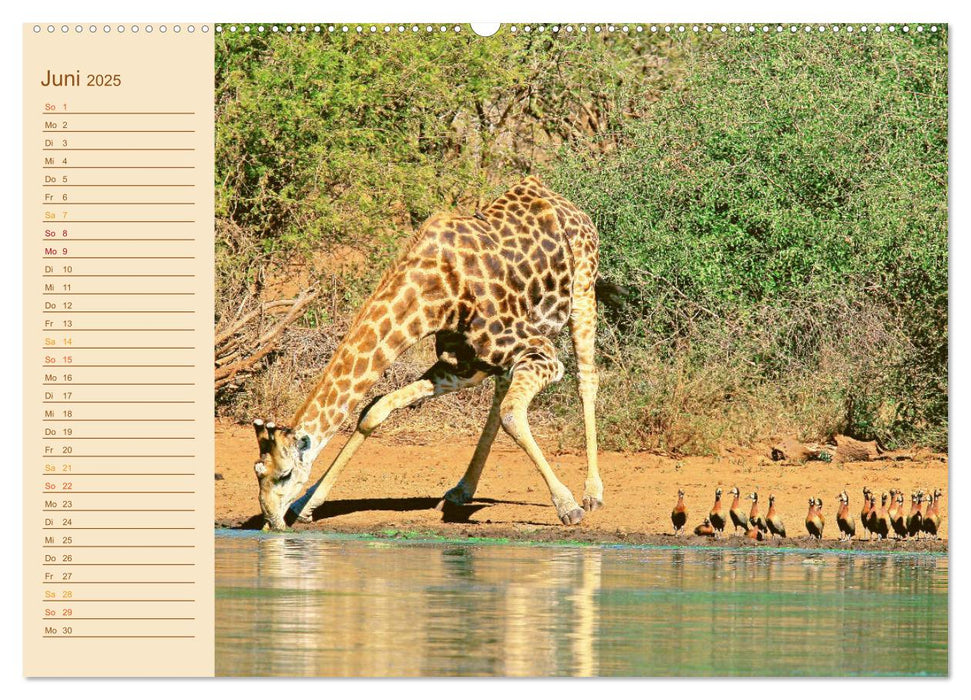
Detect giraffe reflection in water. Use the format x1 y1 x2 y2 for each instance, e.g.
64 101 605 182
215 533 947 677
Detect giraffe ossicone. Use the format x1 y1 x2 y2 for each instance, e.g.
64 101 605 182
253 176 606 530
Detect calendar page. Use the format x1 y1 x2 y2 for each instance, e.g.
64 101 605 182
21 19 949 679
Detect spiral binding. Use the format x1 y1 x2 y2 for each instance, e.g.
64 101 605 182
209 24 939 35
32 24 210 33
31 23 942 36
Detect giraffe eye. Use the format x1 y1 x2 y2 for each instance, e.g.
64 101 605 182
297 435 312 453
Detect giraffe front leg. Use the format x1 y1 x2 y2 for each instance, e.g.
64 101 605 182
500 345 583 526
442 373 510 506
293 363 488 522
292 376 437 522
570 281 602 512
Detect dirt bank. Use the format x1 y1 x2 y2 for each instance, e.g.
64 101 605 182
214 420 948 553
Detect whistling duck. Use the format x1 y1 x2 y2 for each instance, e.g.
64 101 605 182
744 525 764 541
748 492 768 534
836 491 856 541
873 493 891 540
922 489 941 539
860 487 873 540
887 489 900 525
729 487 747 534
709 488 726 538
695 517 716 537
816 498 826 537
671 489 687 536
805 497 824 540
907 492 923 539
766 494 787 538
891 493 909 539
866 492 880 536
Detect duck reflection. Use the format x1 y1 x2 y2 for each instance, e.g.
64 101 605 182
215 536 947 677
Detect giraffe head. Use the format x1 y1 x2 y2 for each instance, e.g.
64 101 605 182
252 419 313 530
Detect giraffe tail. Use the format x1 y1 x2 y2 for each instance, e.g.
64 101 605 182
594 277 630 309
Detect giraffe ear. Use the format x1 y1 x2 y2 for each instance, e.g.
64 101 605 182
253 418 268 441
253 419 272 456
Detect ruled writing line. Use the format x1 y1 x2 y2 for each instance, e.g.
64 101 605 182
42 148 195 152
40 239 197 242
43 385 194 388
41 202 195 205
41 600 195 603
43 636 196 639
43 617 197 621
43 166 196 169
42 401 196 405
42 563 195 566
42 111 197 115
41 363 195 369
41 221 196 224
42 130 196 133
42 491 196 494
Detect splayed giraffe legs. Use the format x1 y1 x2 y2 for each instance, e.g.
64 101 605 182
500 340 584 525
441 373 511 506
292 362 487 522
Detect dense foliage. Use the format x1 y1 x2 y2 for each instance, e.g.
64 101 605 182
215 26 948 452
216 29 680 303
549 29 948 448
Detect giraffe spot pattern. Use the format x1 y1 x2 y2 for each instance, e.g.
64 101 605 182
290 176 599 434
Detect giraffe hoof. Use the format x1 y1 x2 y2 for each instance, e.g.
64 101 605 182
560 508 584 526
440 484 473 507
582 496 603 512
295 512 313 524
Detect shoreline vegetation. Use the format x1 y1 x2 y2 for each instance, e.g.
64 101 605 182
213 523 947 555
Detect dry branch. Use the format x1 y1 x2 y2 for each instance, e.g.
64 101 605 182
214 289 319 390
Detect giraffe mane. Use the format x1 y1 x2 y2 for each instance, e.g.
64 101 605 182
343 213 448 330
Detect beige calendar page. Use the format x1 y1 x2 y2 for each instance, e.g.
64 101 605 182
22 24 214 676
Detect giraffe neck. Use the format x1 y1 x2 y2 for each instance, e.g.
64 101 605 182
289 276 435 466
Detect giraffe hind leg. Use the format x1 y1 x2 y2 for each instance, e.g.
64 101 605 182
441 373 511 507
293 362 487 522
500 342 583 525
570 277 602 512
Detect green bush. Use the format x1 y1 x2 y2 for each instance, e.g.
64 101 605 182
215 29 681 304
548 28 947 449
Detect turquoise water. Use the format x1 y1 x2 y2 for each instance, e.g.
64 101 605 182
215 531 948 677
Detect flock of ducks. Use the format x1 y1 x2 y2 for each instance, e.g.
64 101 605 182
671 486 944 542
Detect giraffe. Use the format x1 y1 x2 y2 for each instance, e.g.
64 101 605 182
252 175 604 530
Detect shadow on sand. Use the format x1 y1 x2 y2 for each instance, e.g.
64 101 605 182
234 496 543 530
